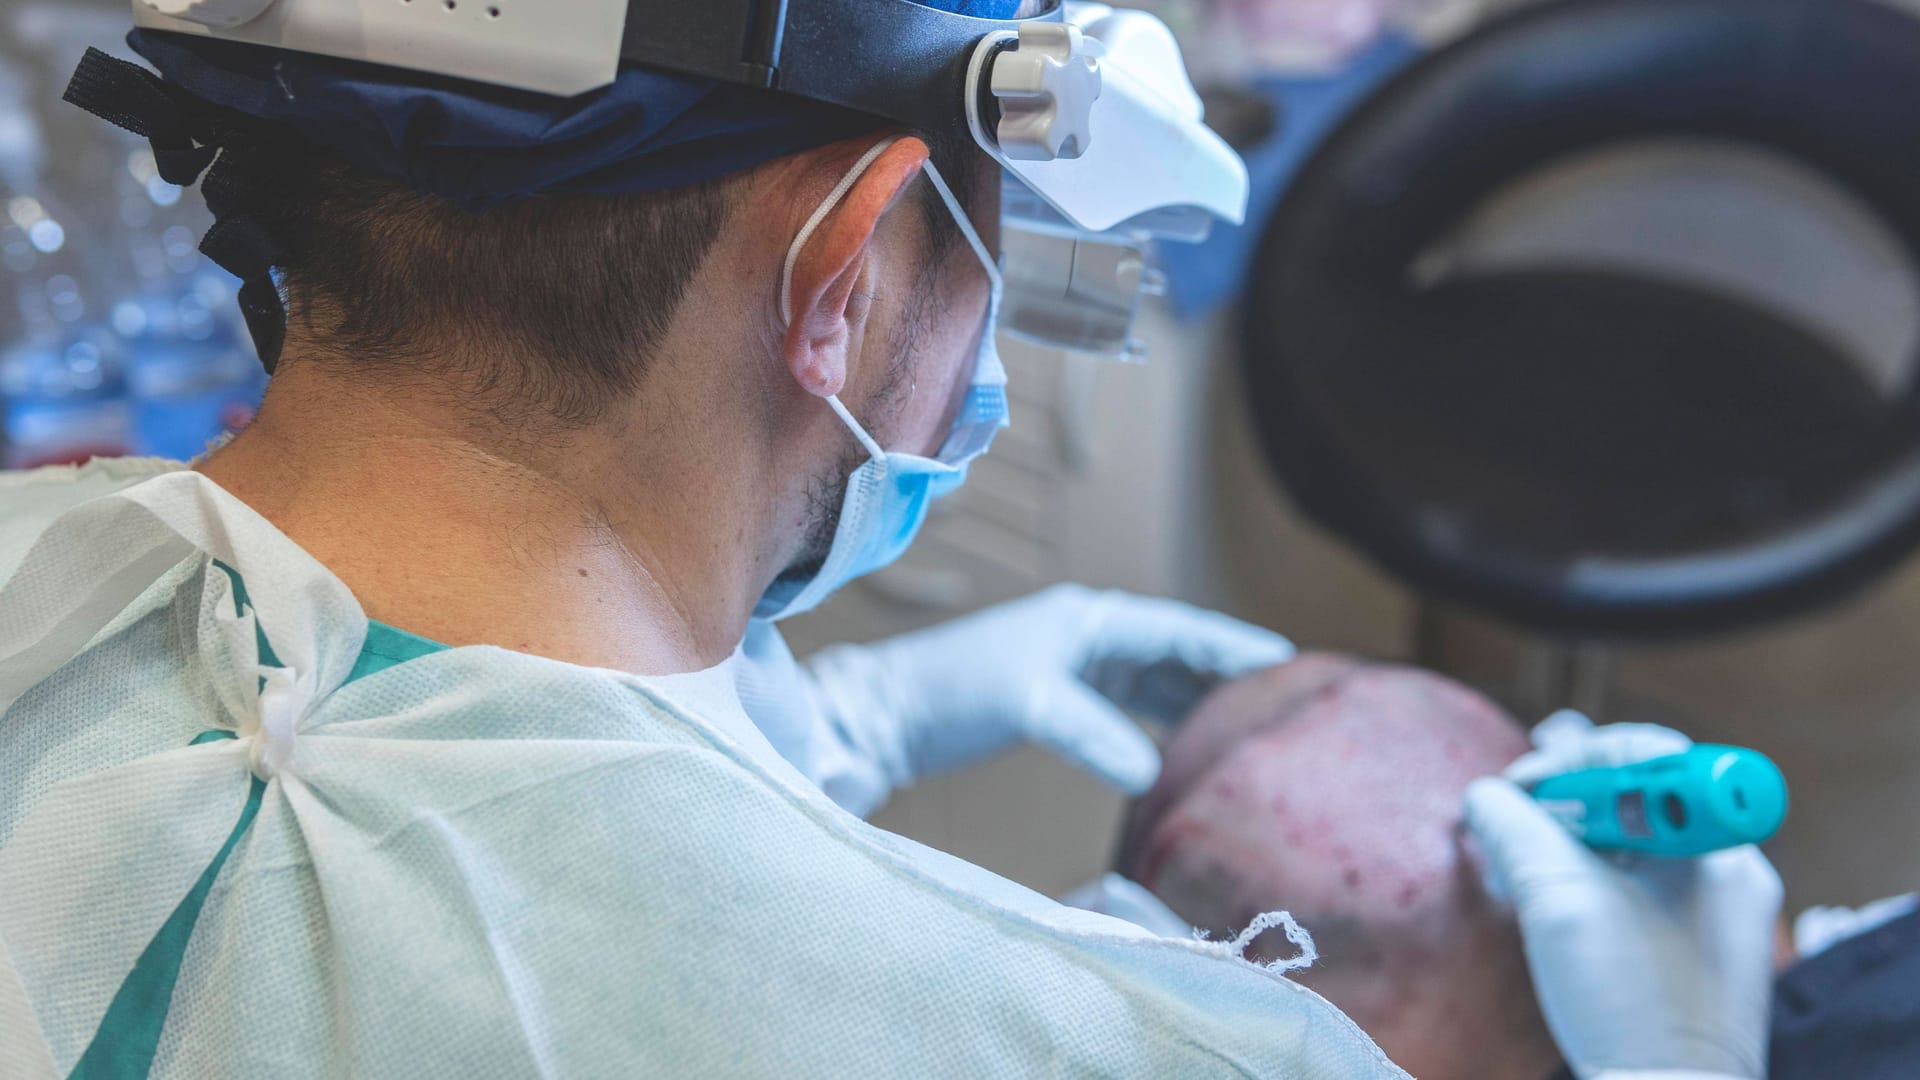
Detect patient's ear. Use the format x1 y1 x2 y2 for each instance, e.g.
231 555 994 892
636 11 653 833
780 137 930 398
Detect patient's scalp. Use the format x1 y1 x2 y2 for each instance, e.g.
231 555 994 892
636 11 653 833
1123 654 1559 1080
1123 653 1363 856
1126 654 1525 908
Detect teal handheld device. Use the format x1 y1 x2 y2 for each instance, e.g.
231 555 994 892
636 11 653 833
1531 744 1787 857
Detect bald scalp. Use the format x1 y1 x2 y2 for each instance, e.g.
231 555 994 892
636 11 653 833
1123 655 1562 1080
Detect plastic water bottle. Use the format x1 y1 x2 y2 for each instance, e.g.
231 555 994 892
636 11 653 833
118 272 265 459
1 319 133 469
0 61 137 469
1 192 136 468
0 49 262 467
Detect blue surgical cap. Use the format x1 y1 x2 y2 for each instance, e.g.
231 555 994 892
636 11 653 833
128 0 1024 211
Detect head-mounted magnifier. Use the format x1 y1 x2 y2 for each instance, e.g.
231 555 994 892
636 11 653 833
130 0 1248 361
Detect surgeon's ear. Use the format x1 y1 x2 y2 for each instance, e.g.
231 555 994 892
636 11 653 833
782 137 930 399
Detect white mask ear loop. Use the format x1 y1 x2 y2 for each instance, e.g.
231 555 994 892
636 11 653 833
917 157 1003 294
779 136 901 463
778 136 1004 463
778 136 901 327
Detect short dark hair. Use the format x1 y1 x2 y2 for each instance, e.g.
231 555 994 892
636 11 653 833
268 154 732 426
267 130 984 426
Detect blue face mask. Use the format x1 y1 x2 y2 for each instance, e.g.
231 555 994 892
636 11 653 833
756 139 1009 621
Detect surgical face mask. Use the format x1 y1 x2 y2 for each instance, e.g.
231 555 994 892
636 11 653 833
755 138 1009 622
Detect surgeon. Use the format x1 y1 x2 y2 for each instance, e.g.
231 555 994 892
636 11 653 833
0 2 1775 1077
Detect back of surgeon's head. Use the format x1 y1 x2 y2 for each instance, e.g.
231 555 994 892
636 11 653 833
1119 653 1562 1080
261 136 990 426
232 129 1002 592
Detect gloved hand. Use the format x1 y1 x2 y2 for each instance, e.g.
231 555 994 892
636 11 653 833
803 583 1293 813
1464 712 1783 1080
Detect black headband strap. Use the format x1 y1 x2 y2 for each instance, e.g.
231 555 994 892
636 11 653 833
64 47 291 373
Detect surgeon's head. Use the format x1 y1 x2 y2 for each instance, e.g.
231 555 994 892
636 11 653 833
1120 654 1564 1080
256 128 997 608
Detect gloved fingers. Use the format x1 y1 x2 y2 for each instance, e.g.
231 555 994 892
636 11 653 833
1082 590 1295 673
1505 718 1694 787
1463 776 1603 911
1700 845 1787 917
1026 678 1164 794
1076 590 1294 723
1528 709 1596 750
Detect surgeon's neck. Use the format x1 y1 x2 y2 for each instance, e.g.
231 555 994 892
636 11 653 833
197 355 775 676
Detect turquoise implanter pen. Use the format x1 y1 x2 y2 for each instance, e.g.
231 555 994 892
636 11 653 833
1532 744 1788 857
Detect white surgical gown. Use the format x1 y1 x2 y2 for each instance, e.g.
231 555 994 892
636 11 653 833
0 459 1403 1078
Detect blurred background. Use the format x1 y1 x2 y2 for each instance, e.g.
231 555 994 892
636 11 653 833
0 5 262 470
9 0 1920 915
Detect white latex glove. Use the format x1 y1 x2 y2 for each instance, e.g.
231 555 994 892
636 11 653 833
803 583 1294 811
1464 712 1783 1080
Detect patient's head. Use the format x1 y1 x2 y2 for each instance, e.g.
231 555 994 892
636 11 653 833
1119 653 1561 1080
